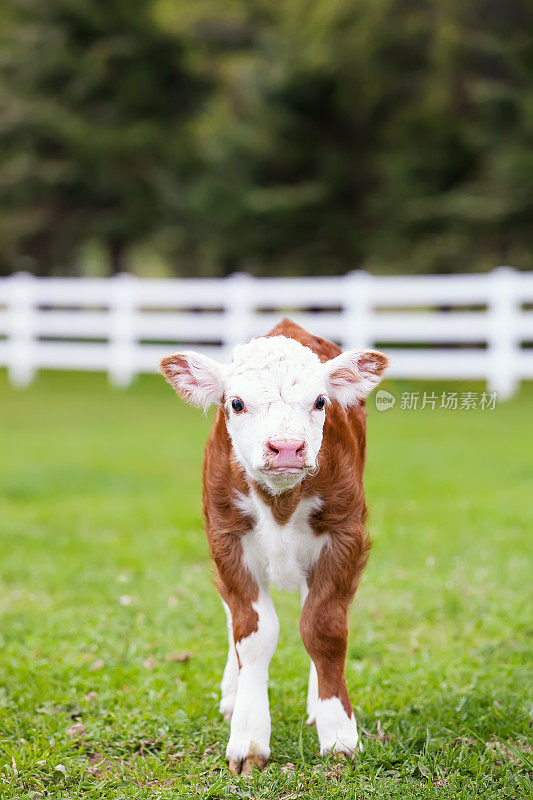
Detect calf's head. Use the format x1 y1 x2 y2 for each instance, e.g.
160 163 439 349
160 336 387 494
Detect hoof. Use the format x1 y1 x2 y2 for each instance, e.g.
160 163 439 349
228 753 268 776
331 749 355 761
326 740 363 759
223 711 232 721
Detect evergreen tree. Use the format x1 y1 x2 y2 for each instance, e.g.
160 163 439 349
185 0 533 274
0 0 531 275
0 0 208 274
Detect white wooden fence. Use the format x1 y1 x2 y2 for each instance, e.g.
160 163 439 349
0 268 532 398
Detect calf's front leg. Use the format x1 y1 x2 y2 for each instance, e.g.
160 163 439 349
224 590 279 774
300 593 362 756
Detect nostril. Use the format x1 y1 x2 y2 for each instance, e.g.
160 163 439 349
267 441 280 455
295 442 305 456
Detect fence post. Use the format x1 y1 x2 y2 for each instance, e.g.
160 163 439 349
6 271 35 387
108 272 137 387
343 270 372 350
223 272 255 359
487 266 519 400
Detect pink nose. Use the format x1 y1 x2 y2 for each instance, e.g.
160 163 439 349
266 438 306 468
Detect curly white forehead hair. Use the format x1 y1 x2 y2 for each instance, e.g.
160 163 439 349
229 336 322 378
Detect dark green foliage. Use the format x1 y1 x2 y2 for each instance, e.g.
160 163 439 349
0 0 207 274
0 0 532 275
188 0 533 274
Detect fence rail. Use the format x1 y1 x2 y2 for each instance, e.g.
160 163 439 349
1 268 532 398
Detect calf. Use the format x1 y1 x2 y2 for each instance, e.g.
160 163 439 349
160 319 387 774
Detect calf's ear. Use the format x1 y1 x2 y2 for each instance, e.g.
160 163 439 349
159 351 225 409
324 349 388 407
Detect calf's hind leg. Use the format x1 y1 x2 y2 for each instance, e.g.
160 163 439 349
306 660 319 725
219 601 239 720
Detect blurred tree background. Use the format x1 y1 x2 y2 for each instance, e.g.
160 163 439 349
0 0 531 277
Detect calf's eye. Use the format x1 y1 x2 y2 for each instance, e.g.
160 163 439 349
314 396 326 410
231 398 245 414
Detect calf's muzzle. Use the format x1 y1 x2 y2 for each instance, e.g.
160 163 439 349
266 438 306 470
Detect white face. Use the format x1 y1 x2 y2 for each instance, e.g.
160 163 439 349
160 335 387 494
223 337 328 492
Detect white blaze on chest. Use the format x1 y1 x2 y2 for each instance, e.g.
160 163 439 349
236 491 329 592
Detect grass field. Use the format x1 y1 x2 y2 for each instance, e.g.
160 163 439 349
0 370 531 799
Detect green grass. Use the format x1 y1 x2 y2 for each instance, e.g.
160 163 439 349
0 370 531 799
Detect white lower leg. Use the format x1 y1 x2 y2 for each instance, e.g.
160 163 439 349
306 661 318 724
315 696 362 756
226 592 279 762
220 601 239 718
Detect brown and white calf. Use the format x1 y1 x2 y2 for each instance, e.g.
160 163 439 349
160 319 388 774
